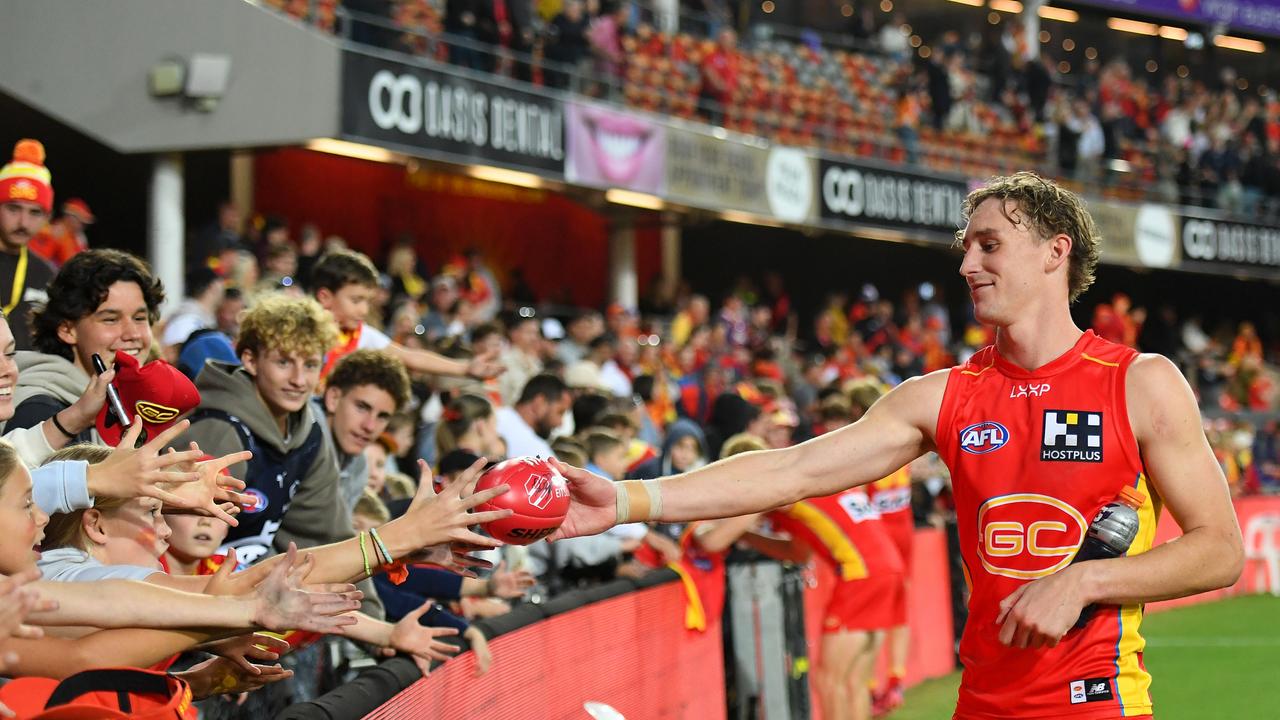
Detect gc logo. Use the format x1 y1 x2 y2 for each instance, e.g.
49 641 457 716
977 493 1086 580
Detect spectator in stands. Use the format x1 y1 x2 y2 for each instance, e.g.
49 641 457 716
309 250 502 383
419 274 463 342
671 294 709 348
160 267 225 355
259 241 300 294
894 85 923 165
545 0 592 88
1025 53 1054 123
178 295 356 568
498 311 545 405
496 373 570 458
588 0 628 97
445 0 498 71
877 12 909 62
1068 99 1105 185
924 51 954 132
29 198 91 270
9 250 162 443
191 202 244 272
436 392 505 461
320 349 413 511
700 28 740 125
0 140 57 350
461 248 502 323
558 309 603 366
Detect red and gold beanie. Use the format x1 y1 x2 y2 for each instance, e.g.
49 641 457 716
0 139 53 212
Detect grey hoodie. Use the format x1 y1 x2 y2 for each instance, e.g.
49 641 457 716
5 351 97 442
179 361 383 617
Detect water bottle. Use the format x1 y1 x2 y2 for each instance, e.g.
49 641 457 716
1071 485 1145 628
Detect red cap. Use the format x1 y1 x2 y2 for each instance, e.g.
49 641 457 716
62 197 94 224
96 350 201 446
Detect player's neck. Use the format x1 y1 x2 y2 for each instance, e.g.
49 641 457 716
994 310 1083 372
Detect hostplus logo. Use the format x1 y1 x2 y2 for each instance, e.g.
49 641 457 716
1041 410 1103 463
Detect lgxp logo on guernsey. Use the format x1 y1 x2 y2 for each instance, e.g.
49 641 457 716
960 421 1009 454
977 493 1087 580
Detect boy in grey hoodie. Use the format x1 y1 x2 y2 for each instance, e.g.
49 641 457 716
8 249 164 444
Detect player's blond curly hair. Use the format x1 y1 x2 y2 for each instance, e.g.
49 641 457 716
956 172 1101 303
236 294 339 361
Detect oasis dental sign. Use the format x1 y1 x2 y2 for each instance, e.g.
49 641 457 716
1181 216 1280 269
819 160 965 237
341 51 564 173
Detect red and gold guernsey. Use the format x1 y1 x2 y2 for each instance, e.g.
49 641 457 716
936 331 1161 720
767 489 904 581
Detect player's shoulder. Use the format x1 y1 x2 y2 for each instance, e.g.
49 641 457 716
1124 353 1198 436
1125 352 1186 394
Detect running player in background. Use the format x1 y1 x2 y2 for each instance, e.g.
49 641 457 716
551 172 1244 720
849 381 916 716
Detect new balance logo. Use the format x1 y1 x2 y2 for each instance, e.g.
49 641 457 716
1068 677 1114 704
1041 410 1103 463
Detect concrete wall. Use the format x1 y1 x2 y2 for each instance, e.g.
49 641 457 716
0 0 340 153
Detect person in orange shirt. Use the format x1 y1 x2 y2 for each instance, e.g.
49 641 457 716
29 197 92 269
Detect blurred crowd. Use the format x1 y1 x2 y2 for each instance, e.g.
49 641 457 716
264 0 1280 215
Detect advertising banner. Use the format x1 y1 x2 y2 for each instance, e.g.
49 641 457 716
341 50 565 174
566 101 666 194
819 158 967 240
1073 0 1280 39
665 127 767 214
1179 209 1280 275
1090 201 1180 269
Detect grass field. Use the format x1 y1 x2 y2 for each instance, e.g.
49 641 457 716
894 594 1280 720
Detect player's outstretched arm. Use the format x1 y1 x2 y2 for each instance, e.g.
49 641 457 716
998 354 1244 649
551 370 945 539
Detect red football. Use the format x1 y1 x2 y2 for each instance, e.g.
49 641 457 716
474 456 570 545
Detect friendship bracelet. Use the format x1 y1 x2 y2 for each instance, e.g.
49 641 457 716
369 527 393 565
370 527 408 585
358 531 372 579
50 412 77 440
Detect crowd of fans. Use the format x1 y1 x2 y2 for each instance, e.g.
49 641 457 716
266 0 1280 216
2 117 1278 713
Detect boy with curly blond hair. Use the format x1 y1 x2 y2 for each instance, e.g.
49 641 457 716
176 294 359 570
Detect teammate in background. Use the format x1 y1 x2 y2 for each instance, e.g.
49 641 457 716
849 380 916 715
551 172 1244 720
308 250 503 382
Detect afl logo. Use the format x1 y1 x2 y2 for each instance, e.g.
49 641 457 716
977 493 1087 580
241 489 268 514
960 421 1009 455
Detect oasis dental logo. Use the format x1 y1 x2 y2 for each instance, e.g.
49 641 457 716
959 421 1009 455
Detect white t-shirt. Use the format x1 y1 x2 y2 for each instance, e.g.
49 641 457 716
495 406 554 459
357 322 392 351
37 547 156 583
